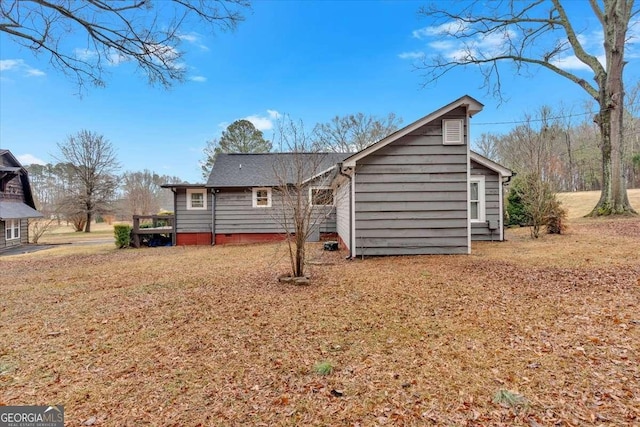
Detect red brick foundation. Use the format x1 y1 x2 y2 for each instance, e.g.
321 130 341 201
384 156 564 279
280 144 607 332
176 233 212 246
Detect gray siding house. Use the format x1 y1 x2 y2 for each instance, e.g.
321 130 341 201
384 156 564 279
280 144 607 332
166 95 512 255
0 150 43 250
336 95 512 256
165 153 349 245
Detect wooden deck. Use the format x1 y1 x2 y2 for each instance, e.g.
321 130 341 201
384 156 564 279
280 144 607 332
132 215 176 248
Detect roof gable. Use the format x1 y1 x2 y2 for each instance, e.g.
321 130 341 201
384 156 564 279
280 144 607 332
343 95 483 167
0 150 39 210
470 151 513 177
207 152 352 188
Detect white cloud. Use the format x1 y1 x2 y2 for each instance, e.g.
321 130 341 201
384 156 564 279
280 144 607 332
244 114 277 131
412 20 468 39
0 59 45 77
177 32 209 51
0 59 23 71
17 154 46 165
216 110 282 133
25 68 46 77
74 48 98 61
551 54 605 71
398 51 424 60
190 75 207 82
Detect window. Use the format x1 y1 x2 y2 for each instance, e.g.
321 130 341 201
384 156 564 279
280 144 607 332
5 219 20 240
470 176 485 222
187 189 207 210
252 188 272 208
442 119 464 145
309 187 334 206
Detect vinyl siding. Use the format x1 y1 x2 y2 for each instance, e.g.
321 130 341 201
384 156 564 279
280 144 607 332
354 107 469 256
214 188 336 234
470 160 503 241
175 188 213 233
336 180 350 249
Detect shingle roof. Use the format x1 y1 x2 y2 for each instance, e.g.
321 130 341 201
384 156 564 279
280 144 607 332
206 153 352 187
0 201 43 219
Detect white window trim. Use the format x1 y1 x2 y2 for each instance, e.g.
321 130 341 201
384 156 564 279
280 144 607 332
186 188 207 210
309 186 334 206
252 187 272 208
443 119 464 145
470 175 486 223
5 219 20 240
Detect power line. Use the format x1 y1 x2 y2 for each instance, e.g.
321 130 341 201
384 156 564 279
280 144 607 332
473 100 640 126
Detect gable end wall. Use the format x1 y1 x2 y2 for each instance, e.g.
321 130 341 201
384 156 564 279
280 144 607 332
354 107 469 255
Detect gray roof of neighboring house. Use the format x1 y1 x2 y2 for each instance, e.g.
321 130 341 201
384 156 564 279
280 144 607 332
207 153 352 187
0 201 43 219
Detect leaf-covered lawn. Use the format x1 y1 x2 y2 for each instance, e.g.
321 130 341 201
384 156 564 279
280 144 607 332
1 217 639 426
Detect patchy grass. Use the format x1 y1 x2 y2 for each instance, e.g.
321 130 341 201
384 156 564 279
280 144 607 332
1 217 639 425
38 222 117 244
557 188 640 218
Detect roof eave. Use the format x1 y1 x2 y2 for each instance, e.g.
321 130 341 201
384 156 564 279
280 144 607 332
470 151 513 177
343 95 484 167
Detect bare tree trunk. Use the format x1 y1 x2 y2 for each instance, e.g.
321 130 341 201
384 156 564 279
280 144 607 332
85 210 92 232
590 1 636 215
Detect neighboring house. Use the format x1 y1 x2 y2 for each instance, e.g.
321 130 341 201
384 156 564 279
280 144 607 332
0 150 43 250
165 95 512 255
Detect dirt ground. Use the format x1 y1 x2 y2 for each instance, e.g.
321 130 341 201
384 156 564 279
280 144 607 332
1 216 638 426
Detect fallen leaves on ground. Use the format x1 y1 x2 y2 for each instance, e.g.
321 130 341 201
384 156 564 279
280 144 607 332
1 216 639 426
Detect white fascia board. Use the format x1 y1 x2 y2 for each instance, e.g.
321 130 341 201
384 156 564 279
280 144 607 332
470 151 513 178
343 95 484 167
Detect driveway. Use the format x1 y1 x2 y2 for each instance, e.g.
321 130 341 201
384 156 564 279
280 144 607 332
0 244 58 257
0 236 113 257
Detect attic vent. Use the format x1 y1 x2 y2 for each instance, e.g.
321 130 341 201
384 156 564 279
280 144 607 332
443 119 464 145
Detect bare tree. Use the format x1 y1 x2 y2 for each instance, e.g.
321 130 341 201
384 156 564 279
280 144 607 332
312 112 403 152
474 132 501 161
417 0 637 215
28 217 56 244
272 117 338 279
0 0 249 91
56 130 120 232
121 170 181 216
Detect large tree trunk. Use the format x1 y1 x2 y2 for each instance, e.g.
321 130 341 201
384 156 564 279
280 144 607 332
590 0 636 216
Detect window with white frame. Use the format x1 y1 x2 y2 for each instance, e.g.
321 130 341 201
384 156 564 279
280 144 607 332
442 119 464 145
470 176 486 222
187 189 207 210
5 219 20 240
252 188 272 208
309 187 334 206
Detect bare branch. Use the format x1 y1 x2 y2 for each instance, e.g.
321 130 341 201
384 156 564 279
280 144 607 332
0 0 250 91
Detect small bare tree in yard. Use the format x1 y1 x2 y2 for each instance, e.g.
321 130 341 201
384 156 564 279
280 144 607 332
56 130 120 232
28 217 56 244
510 173 567 238
272 118 338 280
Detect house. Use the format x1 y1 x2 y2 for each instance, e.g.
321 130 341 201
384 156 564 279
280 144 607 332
335 95 512 256
163 152 349 245
165 95 512 255
0 150 43 250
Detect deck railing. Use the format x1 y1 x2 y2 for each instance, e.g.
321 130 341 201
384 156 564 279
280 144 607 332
131 214 176 248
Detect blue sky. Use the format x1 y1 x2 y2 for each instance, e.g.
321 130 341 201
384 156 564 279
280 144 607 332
1 1 638 183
